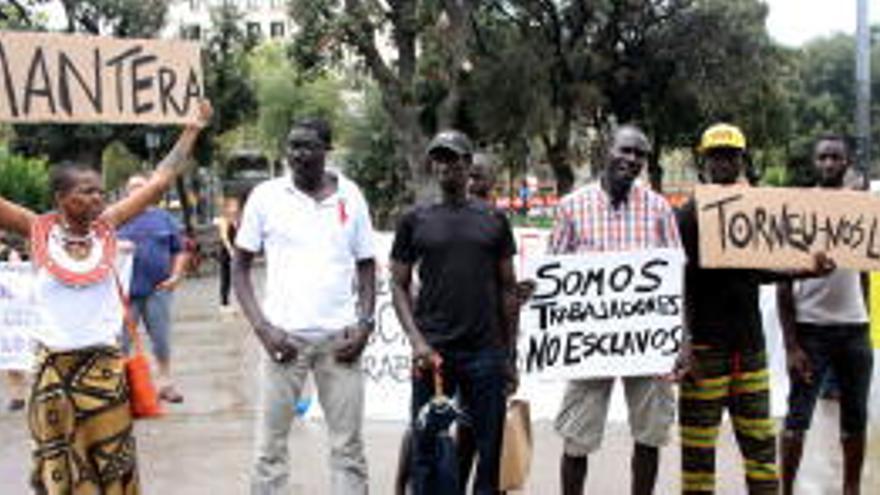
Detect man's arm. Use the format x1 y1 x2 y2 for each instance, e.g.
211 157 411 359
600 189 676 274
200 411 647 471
335 258 377 363
498 257 521 350
232 248 299 362
0 196 35 237
498 257 522 394
102 101 211 228
391 261 439 371
217 218 234 254
777 280 812 383
668 203 696 381
356 258 377 322
756 252 836 284
155 250 189 291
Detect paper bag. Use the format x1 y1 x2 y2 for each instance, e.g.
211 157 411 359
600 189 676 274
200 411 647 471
499 399 532 491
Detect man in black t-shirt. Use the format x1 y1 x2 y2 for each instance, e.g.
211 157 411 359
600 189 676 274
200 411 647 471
391 130 520 495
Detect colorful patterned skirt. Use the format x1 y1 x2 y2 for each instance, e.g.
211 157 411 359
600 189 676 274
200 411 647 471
28 345 140 495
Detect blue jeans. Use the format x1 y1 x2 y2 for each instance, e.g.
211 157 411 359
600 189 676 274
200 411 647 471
121 290 173 361
784 323 874 436
410 348 507 495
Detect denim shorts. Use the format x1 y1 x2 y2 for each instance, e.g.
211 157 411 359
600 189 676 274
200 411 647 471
784 323 874 436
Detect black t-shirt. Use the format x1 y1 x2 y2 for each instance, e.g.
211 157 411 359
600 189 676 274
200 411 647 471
677 199 780 351
391 199 517 351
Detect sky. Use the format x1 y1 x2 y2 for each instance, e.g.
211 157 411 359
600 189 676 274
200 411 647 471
764 0 879 47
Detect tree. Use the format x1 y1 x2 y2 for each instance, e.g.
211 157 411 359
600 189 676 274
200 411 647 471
102 141 143 193
465 0 787 194
636 0 792 186
289 0 479 200
203 3 258 139
789 31 879 157
342 85 409 228
249 43 344 160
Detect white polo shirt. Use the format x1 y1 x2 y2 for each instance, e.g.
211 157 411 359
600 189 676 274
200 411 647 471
235 172 375 337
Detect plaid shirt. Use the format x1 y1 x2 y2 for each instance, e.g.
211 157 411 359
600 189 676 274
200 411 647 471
548 182 681 254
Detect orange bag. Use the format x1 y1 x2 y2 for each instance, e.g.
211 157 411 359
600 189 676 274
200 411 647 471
125 352 163 418
113 270 163 419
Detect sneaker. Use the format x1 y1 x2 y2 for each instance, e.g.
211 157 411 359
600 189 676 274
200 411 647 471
158 385 184 404
7 399 25 412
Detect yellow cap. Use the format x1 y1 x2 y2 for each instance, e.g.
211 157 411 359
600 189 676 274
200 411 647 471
699 123 746 153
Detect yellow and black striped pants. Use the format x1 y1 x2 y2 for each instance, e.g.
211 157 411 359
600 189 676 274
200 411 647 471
680 346 777 494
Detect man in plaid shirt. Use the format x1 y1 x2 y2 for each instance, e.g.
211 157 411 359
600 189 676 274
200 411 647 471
551 125 681 495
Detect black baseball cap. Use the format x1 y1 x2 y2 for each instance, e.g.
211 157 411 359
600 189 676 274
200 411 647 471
426 130 474 157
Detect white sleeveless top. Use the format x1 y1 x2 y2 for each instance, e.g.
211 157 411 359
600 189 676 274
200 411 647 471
30 248 133 350
794 268 868 325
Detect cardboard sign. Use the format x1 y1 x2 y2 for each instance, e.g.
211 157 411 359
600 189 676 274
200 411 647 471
519 249 684 380
696 185 880 270
0 31 203 125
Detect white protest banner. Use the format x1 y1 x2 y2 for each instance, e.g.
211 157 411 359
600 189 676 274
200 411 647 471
0 263 42 370
696 184 880 270
520 249 685 380
360 233 413 420
0 31 203 125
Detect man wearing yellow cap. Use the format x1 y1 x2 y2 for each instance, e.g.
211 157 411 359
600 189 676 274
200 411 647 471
672 124 827 494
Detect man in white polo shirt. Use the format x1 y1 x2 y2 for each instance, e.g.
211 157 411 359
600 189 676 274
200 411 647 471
233 118 377 495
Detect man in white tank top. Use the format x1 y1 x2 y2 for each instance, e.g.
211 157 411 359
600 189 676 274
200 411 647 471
778 135 874 495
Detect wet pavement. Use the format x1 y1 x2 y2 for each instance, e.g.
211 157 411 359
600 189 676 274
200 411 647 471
1 270 878 493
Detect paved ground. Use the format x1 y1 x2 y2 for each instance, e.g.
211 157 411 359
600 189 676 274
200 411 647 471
2 270 879 494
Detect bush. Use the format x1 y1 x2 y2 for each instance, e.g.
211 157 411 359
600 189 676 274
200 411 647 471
0 147 50 212
759 164 791 187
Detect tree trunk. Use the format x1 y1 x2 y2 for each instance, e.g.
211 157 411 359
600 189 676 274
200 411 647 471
649 138 664 193
547 141 575 196
544 110 575 196
396 124 436 204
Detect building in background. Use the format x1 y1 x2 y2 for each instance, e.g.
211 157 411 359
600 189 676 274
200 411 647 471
166 0 294 41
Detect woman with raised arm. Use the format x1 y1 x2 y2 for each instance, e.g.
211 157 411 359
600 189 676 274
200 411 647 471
0 101 212 495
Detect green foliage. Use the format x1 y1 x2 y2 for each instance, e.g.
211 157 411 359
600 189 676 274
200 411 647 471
195 1 259 171
341 87 410 229
102 141 143 193
249 43 344 159
56 0 168 36
204 3 257 135
759 164 791 187
0 147 50 212
461 0 789 193
0 0 49 29
786 32 880 166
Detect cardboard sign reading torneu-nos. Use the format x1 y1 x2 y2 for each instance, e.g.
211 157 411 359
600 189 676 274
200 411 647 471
695 185 880 270
0 31 202 125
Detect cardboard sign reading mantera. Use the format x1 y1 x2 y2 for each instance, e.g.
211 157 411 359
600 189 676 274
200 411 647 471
0 31 203 125
696 185 880 270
